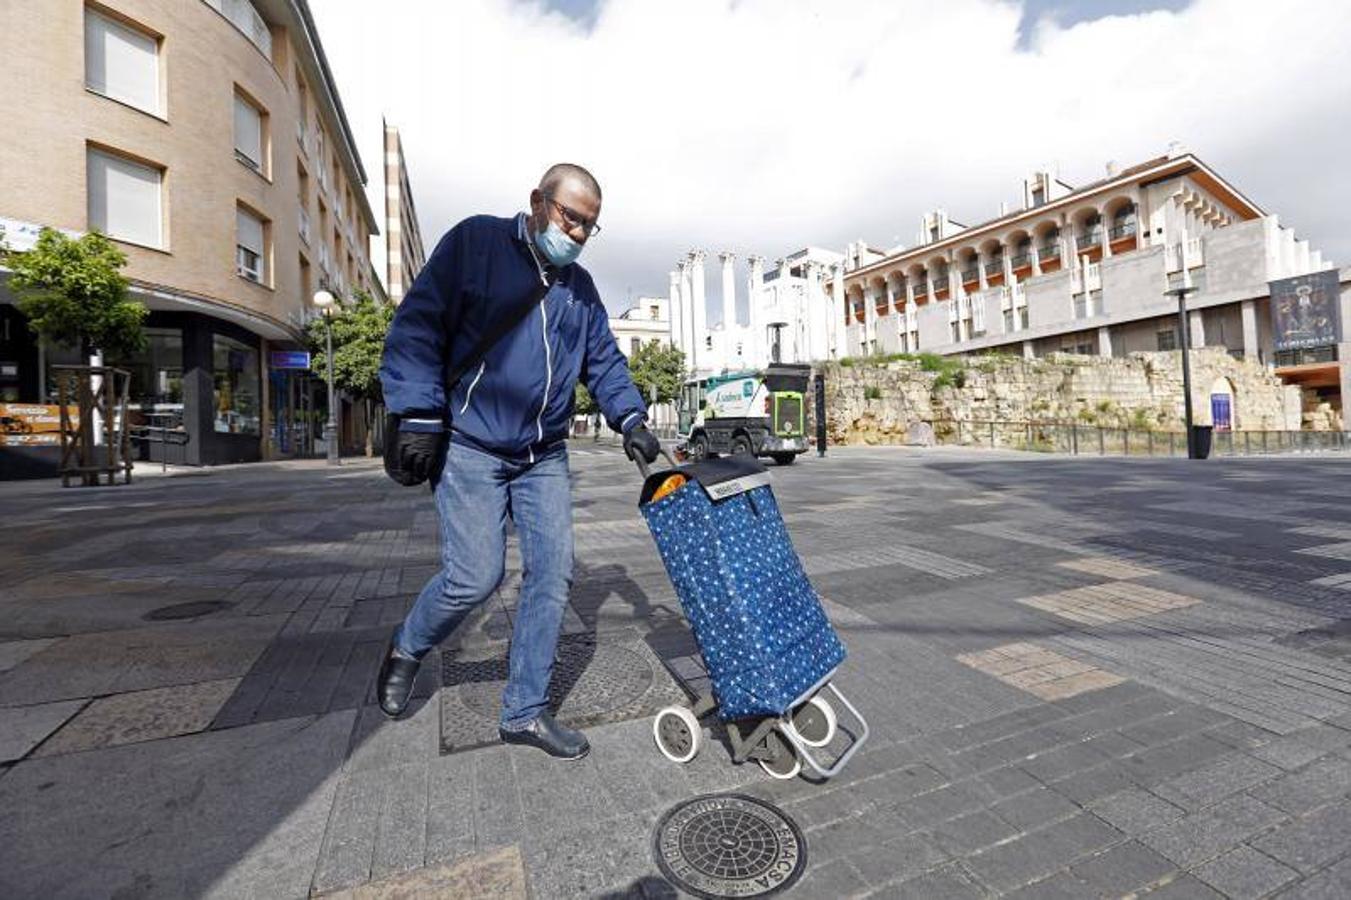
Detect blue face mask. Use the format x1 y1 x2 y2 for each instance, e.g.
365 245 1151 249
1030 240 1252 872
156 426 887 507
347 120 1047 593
534 220 584 268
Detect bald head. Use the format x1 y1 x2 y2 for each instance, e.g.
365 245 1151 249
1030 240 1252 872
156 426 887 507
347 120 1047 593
529 162 603 250
539 163 601 203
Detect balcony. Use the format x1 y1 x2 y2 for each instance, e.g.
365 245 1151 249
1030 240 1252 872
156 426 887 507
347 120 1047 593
298 207 311 245
1010 253 1031 269
984 259 1004 276
1077 231 1103 251
1165 237 1204 272
912 283 928 297
1038 244 1061 261
960 268 979 283
1109 220 1138 241
201 0 272 60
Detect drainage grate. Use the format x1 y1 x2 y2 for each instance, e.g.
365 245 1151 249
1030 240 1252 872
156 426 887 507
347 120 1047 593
439 629 688 754
143 600 235 621
653 794 806 899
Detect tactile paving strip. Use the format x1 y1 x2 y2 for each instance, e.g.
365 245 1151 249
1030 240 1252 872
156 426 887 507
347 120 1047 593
1016 581 1200 625
439 628 689 754
956 642 1125 701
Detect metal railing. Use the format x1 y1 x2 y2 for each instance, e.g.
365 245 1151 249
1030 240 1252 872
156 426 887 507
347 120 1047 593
984 260 1004 275
1010 253 1031 269
1109 221 1138 240
1038 245 1061 261
924 418 1351 456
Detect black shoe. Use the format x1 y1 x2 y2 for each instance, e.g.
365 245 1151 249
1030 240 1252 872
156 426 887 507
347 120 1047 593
498 713 590 760
376 636 420 719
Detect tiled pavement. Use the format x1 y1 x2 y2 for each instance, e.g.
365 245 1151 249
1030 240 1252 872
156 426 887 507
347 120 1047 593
2 447 1351 898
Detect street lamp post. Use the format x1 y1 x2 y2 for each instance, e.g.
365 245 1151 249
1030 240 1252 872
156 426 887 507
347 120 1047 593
1164 276 1200 459
312 290 340 466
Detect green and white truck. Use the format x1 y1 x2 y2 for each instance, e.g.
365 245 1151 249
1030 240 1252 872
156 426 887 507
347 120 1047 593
676 363 811 465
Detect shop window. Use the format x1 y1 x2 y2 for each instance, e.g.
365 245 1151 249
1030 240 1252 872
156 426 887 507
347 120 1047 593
213 334 260 434
110 327 183 429
85 7 161 115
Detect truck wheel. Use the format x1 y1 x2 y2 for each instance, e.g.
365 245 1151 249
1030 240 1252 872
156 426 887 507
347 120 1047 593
731 435 753 457
689 434 709 460
772 453 796 466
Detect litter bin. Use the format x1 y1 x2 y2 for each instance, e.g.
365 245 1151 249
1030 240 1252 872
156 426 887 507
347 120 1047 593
1190 424 1213 459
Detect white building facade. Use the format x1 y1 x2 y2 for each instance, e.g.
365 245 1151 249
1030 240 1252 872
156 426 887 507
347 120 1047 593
833 149 1349 424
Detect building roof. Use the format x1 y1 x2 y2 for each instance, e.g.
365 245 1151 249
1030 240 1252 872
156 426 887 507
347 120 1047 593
282 0 380 233
846 152 1265 281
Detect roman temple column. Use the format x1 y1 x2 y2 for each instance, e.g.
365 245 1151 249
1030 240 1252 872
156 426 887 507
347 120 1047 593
719 251 737 368
690 250 707 373
668 269 682 357
746 255 765 368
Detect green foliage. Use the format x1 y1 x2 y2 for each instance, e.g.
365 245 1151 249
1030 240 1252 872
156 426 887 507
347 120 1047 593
305 289 393 402
932 368 967 391
3 228 145 357
838 357 856 367
574 383 598 416
863 385 882 401
1096 399 1114 414
1130 407 1154 431
626 341 685 406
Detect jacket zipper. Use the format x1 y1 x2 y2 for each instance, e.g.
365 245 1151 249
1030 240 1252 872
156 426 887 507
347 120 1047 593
459 361 486 415
531 299 553 464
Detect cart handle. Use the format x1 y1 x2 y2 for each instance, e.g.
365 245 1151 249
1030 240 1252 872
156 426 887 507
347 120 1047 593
630 446 678 480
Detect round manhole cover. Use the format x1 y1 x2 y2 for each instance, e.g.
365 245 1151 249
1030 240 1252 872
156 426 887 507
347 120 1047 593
457 639 655 721
653 793 806 899
143 600 234 621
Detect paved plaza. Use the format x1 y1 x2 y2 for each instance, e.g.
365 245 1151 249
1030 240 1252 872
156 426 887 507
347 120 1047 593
3 445 1351 898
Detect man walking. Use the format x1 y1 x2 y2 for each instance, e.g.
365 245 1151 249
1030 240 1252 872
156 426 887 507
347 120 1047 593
376 164 661 760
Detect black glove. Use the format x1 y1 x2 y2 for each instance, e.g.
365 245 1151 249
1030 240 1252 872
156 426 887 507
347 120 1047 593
623 422 660 465
383 412 445 486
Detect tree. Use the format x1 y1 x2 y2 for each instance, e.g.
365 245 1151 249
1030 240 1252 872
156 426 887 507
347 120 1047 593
573 383 598 416
627 341 685 406
3 228 145 358
306 289 394 457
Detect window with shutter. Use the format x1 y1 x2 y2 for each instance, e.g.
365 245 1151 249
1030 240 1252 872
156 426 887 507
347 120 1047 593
85 9 160 114
236 207 266 283
233 92 264 172
87 148 162 247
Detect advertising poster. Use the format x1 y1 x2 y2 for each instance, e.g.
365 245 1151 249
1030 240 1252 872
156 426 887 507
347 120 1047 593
1269 269 1342 353
0 403 74 446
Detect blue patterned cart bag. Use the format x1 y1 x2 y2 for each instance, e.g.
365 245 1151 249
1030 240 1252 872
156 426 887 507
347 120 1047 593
640 457 846 721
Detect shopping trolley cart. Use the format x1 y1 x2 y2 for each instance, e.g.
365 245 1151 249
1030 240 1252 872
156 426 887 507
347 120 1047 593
635 451 869 780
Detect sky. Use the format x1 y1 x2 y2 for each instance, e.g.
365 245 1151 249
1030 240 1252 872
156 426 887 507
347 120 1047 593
311 0 1351 319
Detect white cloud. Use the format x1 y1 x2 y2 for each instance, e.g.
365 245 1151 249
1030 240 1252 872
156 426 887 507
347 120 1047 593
314 0 1351 315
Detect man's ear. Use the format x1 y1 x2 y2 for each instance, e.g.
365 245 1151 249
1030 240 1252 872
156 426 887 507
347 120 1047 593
527 189 545 229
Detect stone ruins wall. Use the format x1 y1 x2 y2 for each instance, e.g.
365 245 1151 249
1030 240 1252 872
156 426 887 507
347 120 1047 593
813 349 1304 446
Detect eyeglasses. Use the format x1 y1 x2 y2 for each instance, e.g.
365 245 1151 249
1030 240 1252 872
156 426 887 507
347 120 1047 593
546 196 601 237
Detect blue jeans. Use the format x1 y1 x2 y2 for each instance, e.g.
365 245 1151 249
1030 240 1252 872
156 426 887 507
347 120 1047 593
394 440 574 730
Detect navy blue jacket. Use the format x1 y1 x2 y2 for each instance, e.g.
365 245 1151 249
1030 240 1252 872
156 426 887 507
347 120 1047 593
379 213 646 462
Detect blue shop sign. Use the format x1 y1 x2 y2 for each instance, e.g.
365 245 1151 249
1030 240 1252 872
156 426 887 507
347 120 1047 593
269 350 311 370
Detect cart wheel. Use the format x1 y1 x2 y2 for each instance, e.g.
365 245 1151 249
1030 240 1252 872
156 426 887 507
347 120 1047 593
756 731 802 780
792 696 837 748
653 706 702 763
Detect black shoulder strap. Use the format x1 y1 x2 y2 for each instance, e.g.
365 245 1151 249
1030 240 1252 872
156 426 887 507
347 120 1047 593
446 273 556 389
